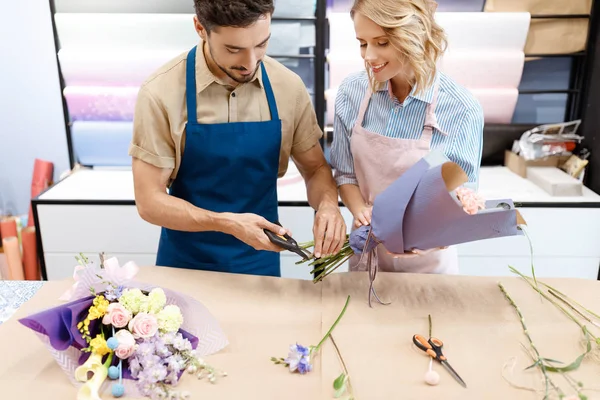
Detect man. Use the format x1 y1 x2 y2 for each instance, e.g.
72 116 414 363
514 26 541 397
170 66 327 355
129 0 346 277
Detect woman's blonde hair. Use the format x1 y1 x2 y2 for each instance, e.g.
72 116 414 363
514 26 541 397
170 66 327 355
350 0 447 95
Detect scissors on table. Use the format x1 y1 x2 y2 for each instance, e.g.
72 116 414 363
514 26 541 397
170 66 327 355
264 222 311 261
412 334 467 388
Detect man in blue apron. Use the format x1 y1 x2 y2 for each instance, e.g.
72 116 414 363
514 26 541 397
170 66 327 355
129 0 346 277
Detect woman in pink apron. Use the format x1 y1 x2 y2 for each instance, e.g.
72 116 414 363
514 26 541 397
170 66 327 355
330 0 484 274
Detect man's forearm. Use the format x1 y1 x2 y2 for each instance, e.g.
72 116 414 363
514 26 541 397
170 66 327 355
137 191 234 233
304 164 340 210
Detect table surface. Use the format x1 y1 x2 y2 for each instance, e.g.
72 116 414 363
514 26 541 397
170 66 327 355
1 267 600 399
37 166 600 204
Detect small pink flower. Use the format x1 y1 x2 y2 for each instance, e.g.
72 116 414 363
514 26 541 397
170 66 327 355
455 187 486 215
114 329 136 359
128 312 158 339
102 303 132 328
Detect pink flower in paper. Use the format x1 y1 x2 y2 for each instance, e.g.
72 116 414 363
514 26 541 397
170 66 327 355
128 312 158 339
102 303 132 328
455 187 486 215
114 329 136 359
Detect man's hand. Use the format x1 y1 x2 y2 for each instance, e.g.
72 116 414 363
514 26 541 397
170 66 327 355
313 203 347 258
224 213 291 252
353 205 373 228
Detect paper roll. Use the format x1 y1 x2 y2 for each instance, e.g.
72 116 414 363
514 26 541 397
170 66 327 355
72 121 134 166
325 88 338 126
64 86 139 121
327 52 364 89
2 237 24 280
327 12 531 53
468 88 519 124
0 217 17 240
327 0 487 12
55 0 316 17
58 48 185 86
21 227 40 281
27 159 54 227
484 0 591 14
439 50 525 88
0 251 8 280
55 13 311 55
525 19 589 54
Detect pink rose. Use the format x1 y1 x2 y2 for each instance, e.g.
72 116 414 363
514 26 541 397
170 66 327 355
114 329 136 359
128 312 158 339
102 303 132 328
455 187 486 215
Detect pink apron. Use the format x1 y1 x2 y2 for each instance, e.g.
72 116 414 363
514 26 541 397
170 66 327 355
348 82 459 274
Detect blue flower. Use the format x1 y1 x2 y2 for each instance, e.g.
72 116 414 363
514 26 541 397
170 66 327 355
284 343 313 374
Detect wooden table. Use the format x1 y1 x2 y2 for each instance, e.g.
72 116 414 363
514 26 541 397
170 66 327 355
1 266 599 399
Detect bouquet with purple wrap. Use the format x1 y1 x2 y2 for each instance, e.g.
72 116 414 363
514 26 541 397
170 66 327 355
297 151 526 283
19 254 229 400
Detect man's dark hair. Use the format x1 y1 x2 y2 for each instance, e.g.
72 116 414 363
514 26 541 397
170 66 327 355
194 0 274 33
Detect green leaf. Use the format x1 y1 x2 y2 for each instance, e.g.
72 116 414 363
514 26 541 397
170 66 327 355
334 385 347 399
541 358 563 364
524 361 540 370
333 373 346 390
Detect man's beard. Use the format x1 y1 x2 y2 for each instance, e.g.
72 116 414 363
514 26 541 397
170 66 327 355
208 44 261 84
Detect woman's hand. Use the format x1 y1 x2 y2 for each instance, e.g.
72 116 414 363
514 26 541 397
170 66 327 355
353 205 373 228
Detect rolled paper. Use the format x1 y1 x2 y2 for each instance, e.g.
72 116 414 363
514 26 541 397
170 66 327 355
0 217 17 240
71 121 133 167
327 52 364 89
58 48 185 86
55 13 308 56
328 0 486 12
2 237 24 281
325 88 337 126
439 50 525 89
0 250 8 280
21 227 40 281
63 86 139 122
484 0 591 15
468 88 519 124
55 0 316 17
327 12 531 53
28 159 54 227
525 19 589 55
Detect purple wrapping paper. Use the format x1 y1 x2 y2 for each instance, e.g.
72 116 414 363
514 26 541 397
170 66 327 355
64 86 138 121
351 158 522 254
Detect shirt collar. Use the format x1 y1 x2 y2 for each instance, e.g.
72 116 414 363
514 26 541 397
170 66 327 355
195 40 263 93
379 73 439 104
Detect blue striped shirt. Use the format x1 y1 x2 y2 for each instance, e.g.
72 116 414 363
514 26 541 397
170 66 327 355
330 70 484 190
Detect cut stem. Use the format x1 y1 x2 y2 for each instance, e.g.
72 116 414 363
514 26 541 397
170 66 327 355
330 334 355 399
314 295 351 353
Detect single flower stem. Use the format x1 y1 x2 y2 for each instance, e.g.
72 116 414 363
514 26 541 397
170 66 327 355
498 283 551 397
330 333 355 399
428 314 432 338
103 351 114 369
314 295 351 353
548 290 600 328
509 267 598 342
541 282 600 322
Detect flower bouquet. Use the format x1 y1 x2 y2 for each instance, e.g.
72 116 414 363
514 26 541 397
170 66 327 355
19 254 229 400
297 151 526 284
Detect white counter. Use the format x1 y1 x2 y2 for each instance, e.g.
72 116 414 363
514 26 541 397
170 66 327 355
33 166 600 282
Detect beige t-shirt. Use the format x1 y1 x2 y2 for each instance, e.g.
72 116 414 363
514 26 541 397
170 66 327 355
128 41 322 183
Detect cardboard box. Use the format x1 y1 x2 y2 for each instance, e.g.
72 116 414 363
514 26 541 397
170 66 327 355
504 150 570 178
527 167 583 196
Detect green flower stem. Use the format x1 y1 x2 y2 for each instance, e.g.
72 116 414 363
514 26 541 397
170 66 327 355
509 267 599 343
498 282 553 397
103 351 114 369
330 333 355 399
548 290 600 328
314 295 351 353
540 282 600 322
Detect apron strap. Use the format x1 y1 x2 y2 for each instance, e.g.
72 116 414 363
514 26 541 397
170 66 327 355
355 85 373 128
260 63 280 121
186 46 198 124
421 79 445 143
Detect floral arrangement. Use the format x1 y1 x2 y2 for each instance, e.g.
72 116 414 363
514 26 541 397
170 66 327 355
295 186 487 283
271 295 353 398
19 253 229 400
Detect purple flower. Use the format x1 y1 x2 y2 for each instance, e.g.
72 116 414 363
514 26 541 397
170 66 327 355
104 285 124 301
284 343 313 374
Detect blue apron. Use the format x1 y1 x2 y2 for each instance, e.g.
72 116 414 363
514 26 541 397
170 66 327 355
155 45 281 277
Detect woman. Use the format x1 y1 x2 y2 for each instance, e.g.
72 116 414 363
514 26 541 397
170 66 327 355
330 0 484 274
